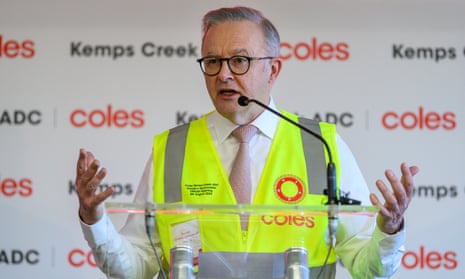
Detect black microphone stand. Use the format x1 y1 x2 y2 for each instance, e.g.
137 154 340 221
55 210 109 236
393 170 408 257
238 96 339 247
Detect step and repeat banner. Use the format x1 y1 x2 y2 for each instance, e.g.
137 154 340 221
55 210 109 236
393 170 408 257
1 0 464 278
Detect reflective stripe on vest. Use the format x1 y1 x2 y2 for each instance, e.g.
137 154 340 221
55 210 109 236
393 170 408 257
163 117 326 203
164 123 189 203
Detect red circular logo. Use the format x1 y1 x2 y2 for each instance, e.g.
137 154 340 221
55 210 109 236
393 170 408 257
275 176 305 203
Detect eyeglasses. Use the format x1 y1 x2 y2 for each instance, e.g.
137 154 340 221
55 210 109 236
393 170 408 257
196 55 275 76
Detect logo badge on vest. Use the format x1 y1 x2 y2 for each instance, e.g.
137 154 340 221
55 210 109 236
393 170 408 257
274 175 306 203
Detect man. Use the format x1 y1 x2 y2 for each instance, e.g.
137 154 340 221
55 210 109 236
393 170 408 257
76 6 419 279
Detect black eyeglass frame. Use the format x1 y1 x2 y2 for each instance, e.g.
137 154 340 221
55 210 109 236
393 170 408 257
196 55 275 76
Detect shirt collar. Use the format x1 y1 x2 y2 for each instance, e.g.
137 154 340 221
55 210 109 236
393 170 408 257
208 97 280 143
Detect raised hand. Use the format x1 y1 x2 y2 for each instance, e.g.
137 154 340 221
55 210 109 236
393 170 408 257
370 162 420 234
75 148 114 225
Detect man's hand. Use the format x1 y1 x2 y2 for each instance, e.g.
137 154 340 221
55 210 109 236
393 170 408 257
370 162 420 234
75 148 114 225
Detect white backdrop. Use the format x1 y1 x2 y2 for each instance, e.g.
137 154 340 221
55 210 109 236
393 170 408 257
1 0 464 278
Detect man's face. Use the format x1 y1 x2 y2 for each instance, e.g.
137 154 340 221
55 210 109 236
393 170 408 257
201 20 281 124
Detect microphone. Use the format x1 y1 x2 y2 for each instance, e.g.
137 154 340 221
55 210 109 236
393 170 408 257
145 202 168 279
238 96 339 247
145 202 156 237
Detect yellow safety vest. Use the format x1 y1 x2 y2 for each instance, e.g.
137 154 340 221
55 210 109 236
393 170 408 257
152 110 341 276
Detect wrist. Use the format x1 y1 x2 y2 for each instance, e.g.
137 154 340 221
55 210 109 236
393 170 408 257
384 219 405 235
79 207 103 225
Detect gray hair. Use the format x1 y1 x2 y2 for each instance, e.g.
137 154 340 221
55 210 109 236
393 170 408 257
201 6 280 57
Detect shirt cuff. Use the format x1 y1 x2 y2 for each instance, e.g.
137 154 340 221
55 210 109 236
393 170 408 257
373 222 406 256
79 212 118 248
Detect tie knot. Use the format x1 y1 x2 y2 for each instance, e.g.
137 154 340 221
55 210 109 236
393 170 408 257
232 125 257 143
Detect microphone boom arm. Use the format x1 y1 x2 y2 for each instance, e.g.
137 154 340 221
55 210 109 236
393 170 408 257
238 96 339 247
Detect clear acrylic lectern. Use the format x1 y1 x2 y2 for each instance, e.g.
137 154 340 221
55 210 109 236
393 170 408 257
106 202 377 279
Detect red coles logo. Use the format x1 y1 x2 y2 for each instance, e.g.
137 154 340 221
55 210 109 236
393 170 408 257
280 38 349 61
0 35 35 58
0 177 33 197
68 249 96 267
402 246 458 270
70 104 145 128
382 107 456 130
261 215 315 229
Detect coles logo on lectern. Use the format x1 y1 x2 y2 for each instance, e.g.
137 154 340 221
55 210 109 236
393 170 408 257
70 104 145 128
0 35 35 59
280 37 350 61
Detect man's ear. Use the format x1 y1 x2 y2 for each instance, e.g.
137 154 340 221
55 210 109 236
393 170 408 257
268 58 282 84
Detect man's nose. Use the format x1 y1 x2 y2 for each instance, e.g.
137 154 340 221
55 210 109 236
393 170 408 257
217 60 233 81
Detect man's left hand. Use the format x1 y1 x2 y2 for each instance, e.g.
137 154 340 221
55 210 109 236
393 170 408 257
370 162 420 234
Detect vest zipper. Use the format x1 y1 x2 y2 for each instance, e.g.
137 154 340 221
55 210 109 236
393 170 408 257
241 230 248 242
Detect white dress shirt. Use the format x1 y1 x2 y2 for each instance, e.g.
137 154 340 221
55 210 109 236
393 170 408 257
80 98 405 279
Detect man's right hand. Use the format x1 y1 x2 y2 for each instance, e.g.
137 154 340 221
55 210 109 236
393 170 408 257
76 148 114 225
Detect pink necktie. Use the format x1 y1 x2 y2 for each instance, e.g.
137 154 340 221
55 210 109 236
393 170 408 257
230 125 257 230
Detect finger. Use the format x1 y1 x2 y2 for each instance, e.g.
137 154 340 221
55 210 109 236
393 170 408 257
76 149 96 190
376 178 397 205
76 148 87 178
400 163 415 200
86 151 96 168
86 166 106 192
384 169 409 208
94 186 115 205
77 159 101 193
376 178 401 214
369 192 382 207
407 163 420 177
370 193 391 219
